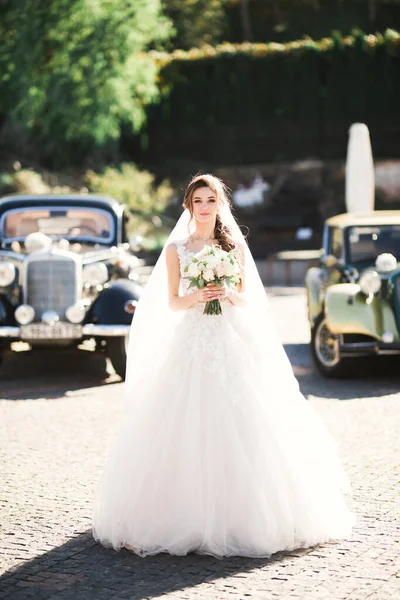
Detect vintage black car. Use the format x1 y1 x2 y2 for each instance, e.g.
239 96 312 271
0 194 142 379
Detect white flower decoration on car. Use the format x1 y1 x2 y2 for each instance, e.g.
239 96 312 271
24 232 52 253
375 253 397 272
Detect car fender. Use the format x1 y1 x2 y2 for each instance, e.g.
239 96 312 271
87 280 142 325
305 267 325 325
325 283 399 340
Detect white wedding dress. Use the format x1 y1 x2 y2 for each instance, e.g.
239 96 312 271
92 237 355 558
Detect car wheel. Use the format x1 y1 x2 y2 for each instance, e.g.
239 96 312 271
107 336 129 380
311 315 350 378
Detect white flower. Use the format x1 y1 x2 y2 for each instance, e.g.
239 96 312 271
216 262 227 278
204 254 220 268
203 269 215 282
188 262 201 278
375 253 397 272
196 246 210 258
224 261 238 277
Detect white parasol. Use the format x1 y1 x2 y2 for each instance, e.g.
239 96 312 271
345 123 375 213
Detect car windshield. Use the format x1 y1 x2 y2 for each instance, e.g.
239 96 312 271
1 207 114 243
347 225 400 264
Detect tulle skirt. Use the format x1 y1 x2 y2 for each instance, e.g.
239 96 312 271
92 302 355 558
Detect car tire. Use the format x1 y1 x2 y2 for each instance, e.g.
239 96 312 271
311 315 351 378
107 336 128 380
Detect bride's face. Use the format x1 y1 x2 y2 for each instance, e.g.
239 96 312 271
191 186 218 225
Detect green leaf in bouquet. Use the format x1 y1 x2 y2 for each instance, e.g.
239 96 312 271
198 278 205 288
188 280 198 288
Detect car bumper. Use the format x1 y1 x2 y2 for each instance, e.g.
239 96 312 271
340 341 400 357
82 324 130 337
0 324 131 338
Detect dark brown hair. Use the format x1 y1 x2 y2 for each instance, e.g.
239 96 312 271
183 174 236 252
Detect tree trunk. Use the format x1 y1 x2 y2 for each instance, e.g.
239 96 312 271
271 0 283 23
240 0 253 41
368 0 377 23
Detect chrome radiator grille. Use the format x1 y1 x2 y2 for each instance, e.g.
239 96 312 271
26 259 77 319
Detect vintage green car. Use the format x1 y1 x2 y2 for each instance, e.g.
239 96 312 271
305 211 400 376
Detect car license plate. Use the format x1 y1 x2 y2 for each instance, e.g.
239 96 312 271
21 323 82 339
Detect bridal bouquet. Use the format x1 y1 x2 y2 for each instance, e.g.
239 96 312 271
184 244 241 315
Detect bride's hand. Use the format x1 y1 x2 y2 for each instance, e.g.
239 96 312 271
201 282 231 301
195 287 213 302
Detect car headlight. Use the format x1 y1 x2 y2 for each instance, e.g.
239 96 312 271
359 270 381 296
65 303 86 324
83 263 108 286
0 262 16 286
375 253 397 272
15 304 35 325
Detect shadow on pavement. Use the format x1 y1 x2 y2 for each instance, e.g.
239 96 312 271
285 343 400 400
0 349 121 401
0 530 314 599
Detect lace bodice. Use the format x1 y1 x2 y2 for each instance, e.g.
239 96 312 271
174 239 197 296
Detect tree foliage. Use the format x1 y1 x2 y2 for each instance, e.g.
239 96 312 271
138 29 400 166
162 0 400 49
85 163 174 244
0 0 171 162
86 163 172 216
162 0 229 48
225 0 400 44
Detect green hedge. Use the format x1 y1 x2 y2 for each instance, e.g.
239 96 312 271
129 29 400 167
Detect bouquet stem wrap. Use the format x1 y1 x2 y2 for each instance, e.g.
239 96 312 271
204 298 223 316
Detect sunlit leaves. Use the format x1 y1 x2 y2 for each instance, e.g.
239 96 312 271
0 0 172 161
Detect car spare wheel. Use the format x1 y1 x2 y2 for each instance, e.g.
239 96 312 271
311 315 350 378
107 336 129 380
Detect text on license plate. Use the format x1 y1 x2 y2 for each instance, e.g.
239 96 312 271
21 324 83 339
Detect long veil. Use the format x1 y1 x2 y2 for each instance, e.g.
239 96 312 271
123 204 298 414
93 202 354 557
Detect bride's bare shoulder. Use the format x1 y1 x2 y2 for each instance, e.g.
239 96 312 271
166 239 188 261
167 239 188 253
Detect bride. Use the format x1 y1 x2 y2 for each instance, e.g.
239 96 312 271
92 173 355 558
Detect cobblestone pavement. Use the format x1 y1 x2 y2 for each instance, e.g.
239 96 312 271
1 288 399 600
